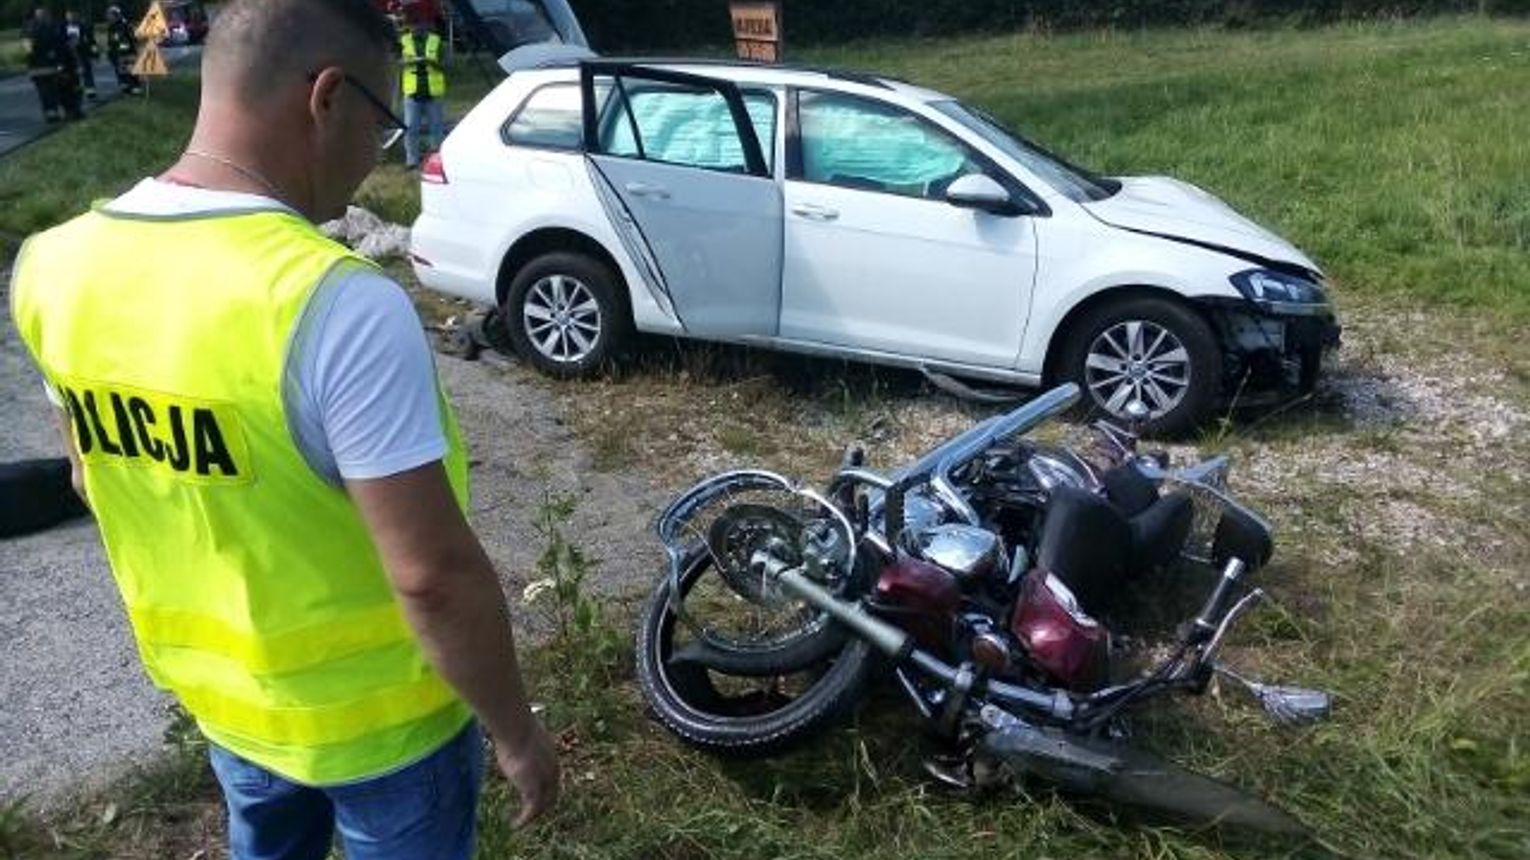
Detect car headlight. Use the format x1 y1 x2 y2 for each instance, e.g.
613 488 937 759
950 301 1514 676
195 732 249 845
1229 269 1328 310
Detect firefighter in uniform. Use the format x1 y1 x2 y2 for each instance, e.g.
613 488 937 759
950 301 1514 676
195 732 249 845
105 5 142 96
63 9 99 100
11 2 558 857
25 6 83 122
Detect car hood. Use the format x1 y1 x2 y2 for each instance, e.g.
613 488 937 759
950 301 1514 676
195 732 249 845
1082 176 1321 275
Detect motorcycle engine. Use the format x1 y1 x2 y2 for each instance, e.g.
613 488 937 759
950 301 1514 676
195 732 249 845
881 519 1029 673
888 515 1110 690
903 523 1005 589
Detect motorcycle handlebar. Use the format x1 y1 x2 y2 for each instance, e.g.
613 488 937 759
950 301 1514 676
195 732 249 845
1191 557 1248 642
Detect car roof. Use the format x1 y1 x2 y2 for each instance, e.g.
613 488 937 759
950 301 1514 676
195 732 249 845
515 57 955 104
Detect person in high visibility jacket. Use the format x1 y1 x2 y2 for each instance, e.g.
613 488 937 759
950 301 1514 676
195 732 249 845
399 17 445 169
11 1 558 857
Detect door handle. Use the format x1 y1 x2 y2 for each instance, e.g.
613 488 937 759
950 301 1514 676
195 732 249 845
791 203 839 222
624 181 671 200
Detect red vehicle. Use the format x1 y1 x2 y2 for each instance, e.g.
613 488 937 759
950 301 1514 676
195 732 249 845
160 1 209 46
382 0 589 55
639 384 1332 833
377 0 444 25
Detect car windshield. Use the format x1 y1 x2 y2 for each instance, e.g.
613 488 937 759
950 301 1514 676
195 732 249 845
932 101 1119 203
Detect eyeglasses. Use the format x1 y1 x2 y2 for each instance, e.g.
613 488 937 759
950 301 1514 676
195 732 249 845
309 71 408 151
344 74 409 151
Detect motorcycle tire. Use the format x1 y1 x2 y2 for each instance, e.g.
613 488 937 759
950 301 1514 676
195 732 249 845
636 544 879 756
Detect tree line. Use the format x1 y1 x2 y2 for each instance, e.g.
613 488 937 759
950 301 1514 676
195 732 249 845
576 0 1527 50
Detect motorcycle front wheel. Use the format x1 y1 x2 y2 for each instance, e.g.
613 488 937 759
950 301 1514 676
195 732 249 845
636 544 879 756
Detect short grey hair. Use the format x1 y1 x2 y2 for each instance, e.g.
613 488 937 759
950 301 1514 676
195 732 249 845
205 0 399 103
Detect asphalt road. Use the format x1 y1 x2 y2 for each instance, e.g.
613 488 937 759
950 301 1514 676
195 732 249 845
0 47 199 159
0 289 173 808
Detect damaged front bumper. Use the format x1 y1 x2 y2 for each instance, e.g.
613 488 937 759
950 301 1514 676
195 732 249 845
1197 297 1342 406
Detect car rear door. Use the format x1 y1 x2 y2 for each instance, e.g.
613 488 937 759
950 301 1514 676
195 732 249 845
581 62 783 337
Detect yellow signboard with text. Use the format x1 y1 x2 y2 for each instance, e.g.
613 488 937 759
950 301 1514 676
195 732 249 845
730 1 782 63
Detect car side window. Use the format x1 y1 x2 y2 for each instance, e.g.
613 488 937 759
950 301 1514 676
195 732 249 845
503 83 582 150
597 81 775 173
793 90 984 200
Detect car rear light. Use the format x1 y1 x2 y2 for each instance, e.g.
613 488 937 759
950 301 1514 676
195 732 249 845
420 152 447 184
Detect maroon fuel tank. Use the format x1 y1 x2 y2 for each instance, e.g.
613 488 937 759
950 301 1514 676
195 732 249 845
874 555 961 651
1010 570 1110 691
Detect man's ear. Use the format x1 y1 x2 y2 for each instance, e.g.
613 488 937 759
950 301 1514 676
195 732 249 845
308 66 345 127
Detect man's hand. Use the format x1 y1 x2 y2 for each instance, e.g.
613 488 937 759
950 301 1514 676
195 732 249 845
494 722 560 827
347 463 559 821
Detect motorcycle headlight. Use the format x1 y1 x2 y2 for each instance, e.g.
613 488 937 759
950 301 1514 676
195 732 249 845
1229 269 1327 310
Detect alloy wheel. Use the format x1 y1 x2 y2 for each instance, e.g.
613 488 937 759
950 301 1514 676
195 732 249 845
1084 320 1192 420
522 274 602 364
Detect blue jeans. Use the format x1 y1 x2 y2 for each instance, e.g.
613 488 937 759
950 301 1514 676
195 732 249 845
208 723 484 860
404 97 445 168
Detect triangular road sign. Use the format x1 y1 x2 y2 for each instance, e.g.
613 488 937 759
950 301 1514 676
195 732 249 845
132 44 169 77
135 1 169 42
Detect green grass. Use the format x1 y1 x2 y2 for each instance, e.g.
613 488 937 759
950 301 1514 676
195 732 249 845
0 56 501 242
3 18 1528 860
0 76 200 242
1 33 26 78
5 18 1527 320
802 16 1530 318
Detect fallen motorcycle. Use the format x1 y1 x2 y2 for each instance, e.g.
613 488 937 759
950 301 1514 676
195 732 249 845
636 383 1331 833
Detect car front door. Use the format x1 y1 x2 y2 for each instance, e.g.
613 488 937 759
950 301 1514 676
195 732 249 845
781 88 1039 368
581 63 783 337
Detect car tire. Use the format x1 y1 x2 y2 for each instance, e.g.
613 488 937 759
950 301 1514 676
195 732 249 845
502 251 629 378
1056 295 1220 438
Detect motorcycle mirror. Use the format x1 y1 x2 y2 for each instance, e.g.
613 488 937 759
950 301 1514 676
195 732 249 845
1218 665 1332 726
1212 504 1274 570
1255 685 1332 726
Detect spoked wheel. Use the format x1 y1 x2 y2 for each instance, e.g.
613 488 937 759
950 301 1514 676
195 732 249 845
637 488 878 755
636 545 877 755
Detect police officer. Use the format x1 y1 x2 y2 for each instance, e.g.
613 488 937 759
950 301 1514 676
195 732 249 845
104 5 141 96
398 13 444 169
11 1 559 857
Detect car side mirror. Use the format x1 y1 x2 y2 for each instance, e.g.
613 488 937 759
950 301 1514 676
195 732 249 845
945 174 1021 216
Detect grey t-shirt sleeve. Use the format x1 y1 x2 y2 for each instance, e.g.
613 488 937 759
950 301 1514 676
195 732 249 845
284 266 448 484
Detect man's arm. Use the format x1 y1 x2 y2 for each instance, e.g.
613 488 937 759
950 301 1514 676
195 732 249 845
346 462 558 825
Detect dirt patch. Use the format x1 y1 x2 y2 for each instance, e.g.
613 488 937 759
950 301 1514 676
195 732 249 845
524 302 1529 577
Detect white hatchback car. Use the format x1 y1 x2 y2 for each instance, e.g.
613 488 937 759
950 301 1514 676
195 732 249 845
410 57 1339 434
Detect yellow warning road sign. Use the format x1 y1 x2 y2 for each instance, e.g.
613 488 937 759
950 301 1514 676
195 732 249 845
135 1 169 42
132 44 169 77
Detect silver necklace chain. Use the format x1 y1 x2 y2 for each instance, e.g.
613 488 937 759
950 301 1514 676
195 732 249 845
182 148 287 202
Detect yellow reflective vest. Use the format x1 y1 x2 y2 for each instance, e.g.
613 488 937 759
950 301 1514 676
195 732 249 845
10 206 472 785
401 30 445 99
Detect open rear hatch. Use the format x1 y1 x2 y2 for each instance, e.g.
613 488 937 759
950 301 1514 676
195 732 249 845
444 0 595 71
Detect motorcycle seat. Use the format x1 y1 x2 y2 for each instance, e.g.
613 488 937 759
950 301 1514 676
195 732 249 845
1035 484 1193 615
